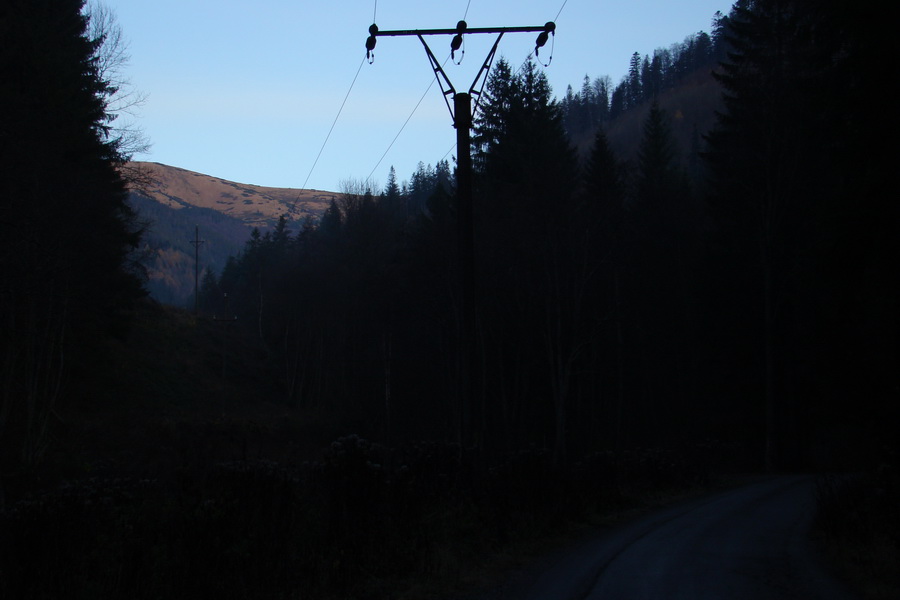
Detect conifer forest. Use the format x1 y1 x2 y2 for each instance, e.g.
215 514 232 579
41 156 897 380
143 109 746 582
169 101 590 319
1 1 896 598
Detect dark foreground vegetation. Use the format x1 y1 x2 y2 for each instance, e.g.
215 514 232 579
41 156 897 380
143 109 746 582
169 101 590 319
0 304 728 600
0 447 715 600
814 472 900 600
1 0 897 598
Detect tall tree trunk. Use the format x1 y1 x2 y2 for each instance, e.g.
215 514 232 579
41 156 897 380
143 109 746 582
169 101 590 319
763 247 776 472
613 264 626 453
382 330 392 447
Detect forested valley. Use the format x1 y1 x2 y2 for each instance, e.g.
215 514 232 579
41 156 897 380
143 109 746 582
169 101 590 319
200 1 892 471
1 1 896 598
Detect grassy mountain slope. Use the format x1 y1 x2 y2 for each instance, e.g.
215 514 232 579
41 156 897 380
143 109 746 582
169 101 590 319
125 162 339 307
130 162 338 227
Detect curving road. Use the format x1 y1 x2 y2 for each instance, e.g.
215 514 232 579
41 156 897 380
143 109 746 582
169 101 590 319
466 475 858 600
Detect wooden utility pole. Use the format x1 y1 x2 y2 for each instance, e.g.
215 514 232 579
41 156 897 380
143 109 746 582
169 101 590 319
367 20 556 449
213 293 238 379
189 225 205 315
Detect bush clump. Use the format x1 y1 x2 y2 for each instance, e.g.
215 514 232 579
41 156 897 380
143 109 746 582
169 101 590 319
0 437 709 599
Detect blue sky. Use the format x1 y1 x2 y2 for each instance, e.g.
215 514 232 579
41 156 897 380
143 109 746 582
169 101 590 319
107 0 730 193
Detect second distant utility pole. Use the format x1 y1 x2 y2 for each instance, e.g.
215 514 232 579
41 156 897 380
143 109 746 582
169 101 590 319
190 225 205 315
366 19 556 450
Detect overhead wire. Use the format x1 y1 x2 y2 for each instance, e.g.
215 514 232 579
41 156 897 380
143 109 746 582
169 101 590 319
441 143 456 163
288 56 366 215
302 0 567 201
364 0 474 187
291 0 379 207
300 56 365 192
366 53 452 187
510 0 568 73
554 0 568 22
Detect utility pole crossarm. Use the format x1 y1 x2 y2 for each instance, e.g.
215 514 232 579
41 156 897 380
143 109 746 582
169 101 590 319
417 33 457 121
365 20 555 64
469 32 503 98
374 25 551 36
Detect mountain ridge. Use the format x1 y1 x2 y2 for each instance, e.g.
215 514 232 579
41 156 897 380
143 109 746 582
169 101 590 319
128 161 338 228
126 162 339 307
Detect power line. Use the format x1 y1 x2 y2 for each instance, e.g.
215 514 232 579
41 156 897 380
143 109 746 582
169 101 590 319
366 54 451 186
555 0 568 22
365 79 434 185
441 142 456 163
293 56 366 205
289 2 377 214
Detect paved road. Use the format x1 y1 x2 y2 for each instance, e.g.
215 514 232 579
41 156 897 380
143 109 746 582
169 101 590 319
466 475 858 600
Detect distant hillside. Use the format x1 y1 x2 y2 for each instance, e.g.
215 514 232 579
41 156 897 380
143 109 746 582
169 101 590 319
605 68 723 177
126 162 339 307
129 162 338 227
569 67 723 180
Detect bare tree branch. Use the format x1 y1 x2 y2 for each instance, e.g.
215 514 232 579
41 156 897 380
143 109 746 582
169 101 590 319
85 1 152 162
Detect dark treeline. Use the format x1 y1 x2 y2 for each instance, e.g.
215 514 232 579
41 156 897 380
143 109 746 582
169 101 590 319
1 0 145 476
561 13 726 136
202 0 895 473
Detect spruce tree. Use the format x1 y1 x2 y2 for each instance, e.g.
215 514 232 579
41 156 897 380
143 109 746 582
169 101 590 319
383 165 401 216
582 128 627 448
474 58 584 461
319 199 343 238
623 102 699 443
626 52 643 108
702 0 894 469
472 57 515 170
1 0 144 469
584 129 623 219
635 102 691 225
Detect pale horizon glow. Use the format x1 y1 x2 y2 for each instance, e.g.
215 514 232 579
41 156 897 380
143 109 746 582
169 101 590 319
107 0 730 193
